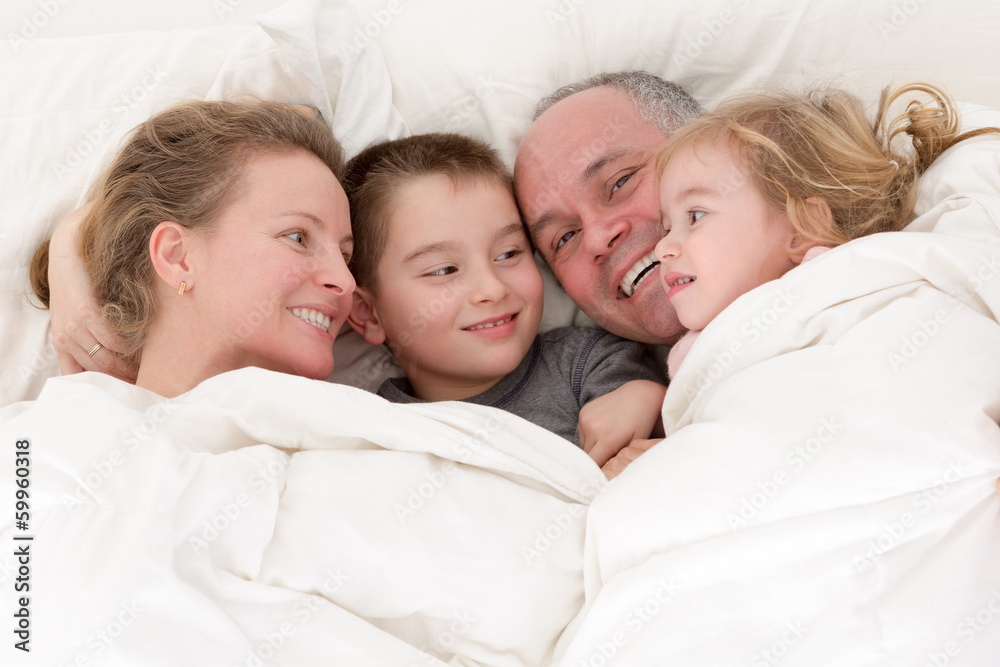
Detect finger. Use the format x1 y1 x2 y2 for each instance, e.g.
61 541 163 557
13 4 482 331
54 343 85 376
588 438 629 468
88 344 138 383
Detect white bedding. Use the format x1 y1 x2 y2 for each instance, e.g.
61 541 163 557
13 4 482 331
0 369 604 665
3 1 1000 665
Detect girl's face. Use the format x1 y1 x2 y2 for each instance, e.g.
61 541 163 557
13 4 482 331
654 140 801 331
189 149 356 380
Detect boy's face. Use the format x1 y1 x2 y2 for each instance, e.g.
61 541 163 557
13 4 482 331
366 174 544 400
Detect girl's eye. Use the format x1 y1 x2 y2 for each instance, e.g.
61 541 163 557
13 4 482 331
428 266 457 276
689 210 705 224
286 231 306 244
611 173 631 195
496 248 521 261
555 230 577 251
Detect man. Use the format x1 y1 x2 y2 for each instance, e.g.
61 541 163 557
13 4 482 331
513 71 702 347
513 71 703 477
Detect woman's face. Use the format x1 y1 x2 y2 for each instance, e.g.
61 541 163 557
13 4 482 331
190 149 355 380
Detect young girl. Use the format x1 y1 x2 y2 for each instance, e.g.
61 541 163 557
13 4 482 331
654 82 999 378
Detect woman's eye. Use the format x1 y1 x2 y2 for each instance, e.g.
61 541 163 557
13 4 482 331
689 210 705 224
286 231 306 244
428 266 457 276
555 230 577 251
611 173 631 195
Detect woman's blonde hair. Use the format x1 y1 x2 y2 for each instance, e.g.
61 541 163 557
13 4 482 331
29 100 345 366
655 82 998 246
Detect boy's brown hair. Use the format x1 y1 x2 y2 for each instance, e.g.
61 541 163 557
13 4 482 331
342 133 513 294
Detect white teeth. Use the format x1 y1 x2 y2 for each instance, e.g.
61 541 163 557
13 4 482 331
466 315 513 331
672 277 694 286
291 308 332 333
620 251 661 297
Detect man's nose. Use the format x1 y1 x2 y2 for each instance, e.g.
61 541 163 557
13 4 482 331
581 207 630 262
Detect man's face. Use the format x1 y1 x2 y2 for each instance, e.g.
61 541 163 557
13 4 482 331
514 86 684 346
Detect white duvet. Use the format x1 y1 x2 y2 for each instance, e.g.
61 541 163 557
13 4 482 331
0 371 605 666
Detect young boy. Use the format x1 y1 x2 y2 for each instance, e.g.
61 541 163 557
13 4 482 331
343 133 666 463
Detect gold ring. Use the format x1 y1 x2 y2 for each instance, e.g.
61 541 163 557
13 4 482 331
87 343 103 357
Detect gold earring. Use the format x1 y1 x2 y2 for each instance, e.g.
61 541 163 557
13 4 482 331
178 281 187 296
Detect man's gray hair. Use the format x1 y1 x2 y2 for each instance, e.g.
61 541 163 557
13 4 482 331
532 70 702 134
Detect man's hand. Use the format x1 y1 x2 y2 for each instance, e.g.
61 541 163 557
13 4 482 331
579 380 666 467
47 204 137 382
601 438 661 480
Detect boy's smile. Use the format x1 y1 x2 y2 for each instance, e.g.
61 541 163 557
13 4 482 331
357 173 544 401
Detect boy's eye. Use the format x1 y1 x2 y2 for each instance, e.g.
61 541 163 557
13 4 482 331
611 173 632 195
554 230 577 252
286 231 306 244
427 266 457 276
689 210 705 224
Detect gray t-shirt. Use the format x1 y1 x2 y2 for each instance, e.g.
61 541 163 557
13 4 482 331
377 326 667 446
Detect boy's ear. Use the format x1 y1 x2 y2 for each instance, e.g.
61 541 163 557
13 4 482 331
348 288 387 345
149 221 196 293
787 197 832 264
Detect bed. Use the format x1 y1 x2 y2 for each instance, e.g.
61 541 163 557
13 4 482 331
2 0 1000 665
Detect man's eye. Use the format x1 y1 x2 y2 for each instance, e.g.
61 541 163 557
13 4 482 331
689 210 705 224
286 231 306 244
427 266 457 276
611 173 631 195
555 230 577 251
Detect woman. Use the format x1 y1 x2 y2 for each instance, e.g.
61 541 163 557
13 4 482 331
31 100 356 396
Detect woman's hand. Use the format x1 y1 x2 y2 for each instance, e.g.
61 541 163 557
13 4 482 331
47 204 137 382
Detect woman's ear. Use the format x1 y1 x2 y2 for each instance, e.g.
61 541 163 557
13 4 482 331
149 221 196 294
787 197 833 264
348 288 387 345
